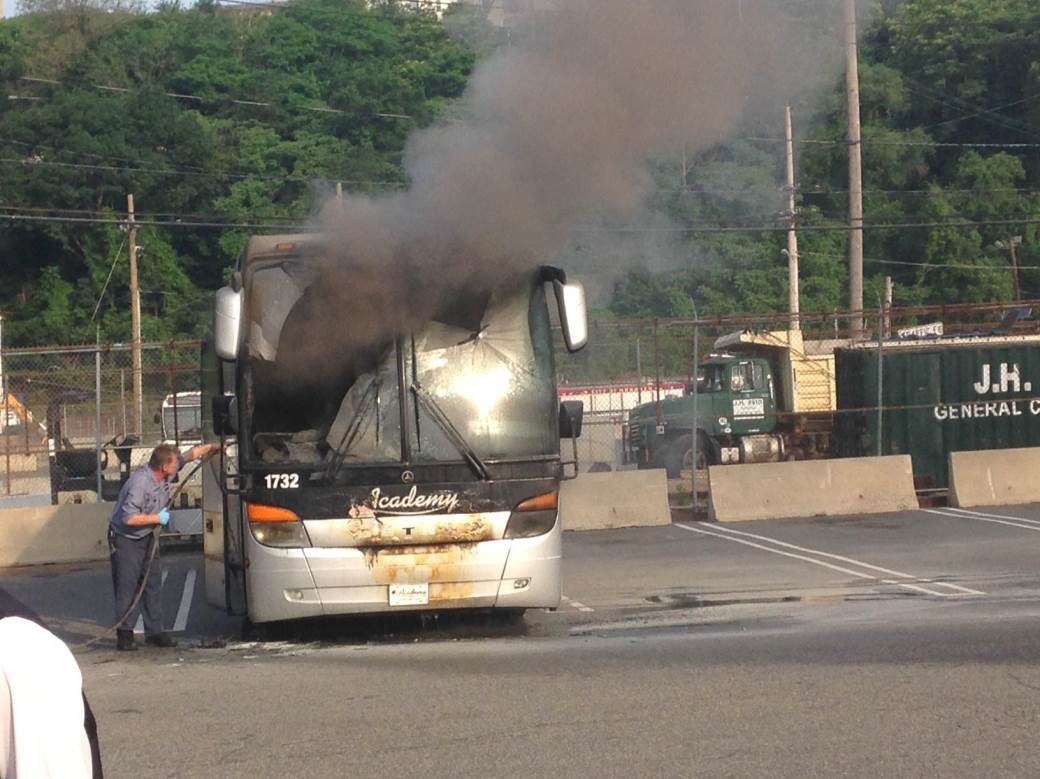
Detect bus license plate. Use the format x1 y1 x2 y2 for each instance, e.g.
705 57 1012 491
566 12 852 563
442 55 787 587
389 583 429 606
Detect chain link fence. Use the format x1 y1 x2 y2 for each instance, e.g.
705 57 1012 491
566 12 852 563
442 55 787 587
555 300 1040 493
8 299 1040 504
0 341 201 504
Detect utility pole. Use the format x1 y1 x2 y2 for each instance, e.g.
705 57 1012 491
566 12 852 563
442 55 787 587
1009 236 1022 301
127 193 143 435
883 276 893 336
845 0 864 338
784 105 800 331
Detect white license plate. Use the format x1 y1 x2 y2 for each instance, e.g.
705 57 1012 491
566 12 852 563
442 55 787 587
389 583 429 606
733 398 765 418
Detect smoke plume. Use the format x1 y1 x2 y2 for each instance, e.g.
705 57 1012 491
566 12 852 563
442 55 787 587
311 0 831 351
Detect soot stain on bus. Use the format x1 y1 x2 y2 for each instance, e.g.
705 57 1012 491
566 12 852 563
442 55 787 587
362 543 480 602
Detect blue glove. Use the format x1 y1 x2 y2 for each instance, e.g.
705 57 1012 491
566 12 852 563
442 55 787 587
158 508 172 527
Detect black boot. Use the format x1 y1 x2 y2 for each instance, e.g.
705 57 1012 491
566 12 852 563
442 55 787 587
116 629 137 651
144 632 178 648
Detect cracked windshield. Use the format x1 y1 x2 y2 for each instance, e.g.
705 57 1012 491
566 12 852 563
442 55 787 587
246 260 557 470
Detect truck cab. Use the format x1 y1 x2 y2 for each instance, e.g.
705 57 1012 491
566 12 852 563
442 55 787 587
626 329 841 477
627 355 780 477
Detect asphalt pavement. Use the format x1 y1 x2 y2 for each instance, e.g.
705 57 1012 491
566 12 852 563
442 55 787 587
4 504 1040 777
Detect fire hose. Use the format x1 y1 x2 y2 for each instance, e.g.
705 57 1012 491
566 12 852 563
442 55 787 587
73 450 219 650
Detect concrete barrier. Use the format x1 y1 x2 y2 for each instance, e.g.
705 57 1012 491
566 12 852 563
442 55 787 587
560 469 671 531
949 447 1040 508
0 502 113 568
708 455 918 522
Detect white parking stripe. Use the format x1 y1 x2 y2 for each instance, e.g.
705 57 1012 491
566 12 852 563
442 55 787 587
923 508 1040 533
675 523 982 597
173 569 197 633
941 507 1040 527
706 523 984 596
561 595 594 613
133 568 170 634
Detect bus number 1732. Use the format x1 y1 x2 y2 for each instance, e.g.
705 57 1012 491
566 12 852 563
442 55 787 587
265 473 300 489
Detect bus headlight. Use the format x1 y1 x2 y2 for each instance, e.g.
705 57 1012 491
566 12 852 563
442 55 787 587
504 492 559 539
247 502 311 548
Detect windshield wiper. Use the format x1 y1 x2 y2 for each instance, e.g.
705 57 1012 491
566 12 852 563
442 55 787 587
455 324 488 347
324 378 381 481
410 381 490 481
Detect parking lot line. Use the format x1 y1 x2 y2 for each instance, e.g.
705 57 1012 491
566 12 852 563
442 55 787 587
173 569 197 633
705 523 984 596
940 507 1040 527
561 595 594 613
924 508 1040 533
674 523 983 597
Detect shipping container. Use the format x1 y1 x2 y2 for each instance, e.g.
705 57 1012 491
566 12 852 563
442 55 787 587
835 335 1040 489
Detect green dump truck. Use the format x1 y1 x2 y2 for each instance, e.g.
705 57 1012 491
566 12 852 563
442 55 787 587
625 329 841 477
627 325 1040 487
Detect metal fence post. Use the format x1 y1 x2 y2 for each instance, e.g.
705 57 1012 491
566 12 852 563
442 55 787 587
169 349 179 447
95 340 103 496
876 304 884 457
635 337 642 404
4 375 10 496
23 389 29 456
120 368 127 437
691 315 699 513
653 318 662 425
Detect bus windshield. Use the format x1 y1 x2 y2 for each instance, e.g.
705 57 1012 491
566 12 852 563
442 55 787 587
243 261 558 470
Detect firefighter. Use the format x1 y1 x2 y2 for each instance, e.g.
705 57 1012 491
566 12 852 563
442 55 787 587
109 442 217 651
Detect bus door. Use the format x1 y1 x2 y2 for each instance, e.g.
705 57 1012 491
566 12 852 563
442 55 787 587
201 342 247 615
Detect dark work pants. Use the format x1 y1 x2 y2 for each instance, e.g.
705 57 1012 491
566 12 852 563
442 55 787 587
108 530 163 635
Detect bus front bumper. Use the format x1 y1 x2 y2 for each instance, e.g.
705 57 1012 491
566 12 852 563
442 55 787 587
244 521 562 623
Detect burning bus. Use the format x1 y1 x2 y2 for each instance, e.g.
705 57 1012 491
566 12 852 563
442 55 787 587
202 234 587 624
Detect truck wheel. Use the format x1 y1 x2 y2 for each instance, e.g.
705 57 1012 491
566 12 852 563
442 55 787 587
664 434 710 478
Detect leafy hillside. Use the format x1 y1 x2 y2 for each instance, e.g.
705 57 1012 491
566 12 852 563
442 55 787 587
0 0 1037 345
0 0 475 345
610 0 1040 319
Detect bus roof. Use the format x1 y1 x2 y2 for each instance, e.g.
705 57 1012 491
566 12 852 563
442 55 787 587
243 233 324 266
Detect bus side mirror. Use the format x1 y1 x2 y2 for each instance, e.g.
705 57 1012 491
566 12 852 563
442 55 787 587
212 396 238 436
559 400 583 439
214 286 243 361
553 280 588 353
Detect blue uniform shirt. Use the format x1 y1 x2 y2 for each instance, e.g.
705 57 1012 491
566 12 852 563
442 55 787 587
109 454 186 539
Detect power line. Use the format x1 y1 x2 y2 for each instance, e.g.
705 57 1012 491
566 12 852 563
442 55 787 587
916 93 1040 133
0 203 303 223
19 76 413 121
798 249 1040 272
3 211 1035 233
747 137 1040 150
216 0 289 8
0 213 302 230
0 154 409 189
901 78 1040 141
573 217 1040 235
90 237 127 323
664 184 1040 197
0 131 408 188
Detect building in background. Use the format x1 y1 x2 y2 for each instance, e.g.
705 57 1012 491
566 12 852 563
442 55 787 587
402 0 554 26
